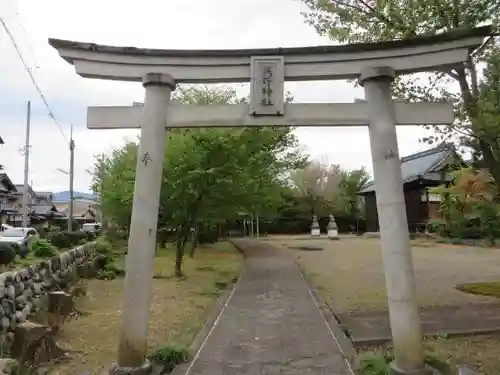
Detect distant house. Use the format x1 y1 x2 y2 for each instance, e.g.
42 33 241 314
11 185 64 227
0 174 21 226
13 184 37 205
358 143 464 233
54 199 101 224
29 205 67 227
34 191 55 206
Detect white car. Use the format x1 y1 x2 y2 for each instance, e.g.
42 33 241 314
0 227 39 245
82 222 101 233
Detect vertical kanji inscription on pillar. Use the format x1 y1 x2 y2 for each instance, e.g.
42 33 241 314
250 56 285 116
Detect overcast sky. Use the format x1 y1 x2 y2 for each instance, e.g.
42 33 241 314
0 0 436 193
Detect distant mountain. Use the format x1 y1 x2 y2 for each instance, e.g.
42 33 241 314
53 191 98 202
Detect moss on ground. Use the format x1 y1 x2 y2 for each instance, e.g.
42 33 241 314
455 281 500 298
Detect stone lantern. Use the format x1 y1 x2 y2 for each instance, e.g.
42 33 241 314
310 215 320 237
327 214 339 240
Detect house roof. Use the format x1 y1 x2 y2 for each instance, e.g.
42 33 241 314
358 143 458 194
31 205 55 215
0 174 17 193
14 184 36 197
54 200 101 219
30 204 66 218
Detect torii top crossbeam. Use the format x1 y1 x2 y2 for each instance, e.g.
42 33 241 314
49 26 491 83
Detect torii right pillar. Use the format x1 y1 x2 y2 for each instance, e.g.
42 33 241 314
360 66 428 375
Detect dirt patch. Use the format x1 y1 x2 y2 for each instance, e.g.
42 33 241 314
263 236 500 313
47 242 242 375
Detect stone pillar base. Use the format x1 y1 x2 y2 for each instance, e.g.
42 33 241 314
109 360 152 375
391 362 432 375
327 229 339 240
310 228 320 237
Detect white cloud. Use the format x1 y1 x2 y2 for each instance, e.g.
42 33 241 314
0 0 435 193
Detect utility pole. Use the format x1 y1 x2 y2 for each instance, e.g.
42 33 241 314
22 101 31 228
68 124 75 231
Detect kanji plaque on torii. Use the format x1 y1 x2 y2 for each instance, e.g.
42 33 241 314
250 56 285 116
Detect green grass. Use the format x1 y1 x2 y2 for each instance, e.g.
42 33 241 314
455 281 500 298
359 350 453 375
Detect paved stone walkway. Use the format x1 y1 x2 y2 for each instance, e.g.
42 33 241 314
176 239 353 375
338 303 500 345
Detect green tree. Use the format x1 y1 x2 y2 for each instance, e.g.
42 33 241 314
337 168 371 218
300 0 500 187
92 85 305 276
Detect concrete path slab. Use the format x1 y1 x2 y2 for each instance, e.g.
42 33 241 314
176 239 354 375
338 303 500 345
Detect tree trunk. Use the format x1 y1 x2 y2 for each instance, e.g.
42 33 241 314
189 223 200 258
174 225 189 277
175 236 184 278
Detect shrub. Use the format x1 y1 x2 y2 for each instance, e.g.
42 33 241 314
36 228 49 238
78 238 87 245
18 241 29 259
95 239 113 254
359 352 391 375
148 344 189 373
0 242 16 266
48 231 88 249
459 226 484 239
85 231 97 241
105 226 128 243
425 220 446 234
95 258 121 280
474 201 500 244
198 229 218 245
30 239 57 258
96 269 117 280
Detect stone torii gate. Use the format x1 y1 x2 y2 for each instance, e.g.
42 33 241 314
49 26 489 375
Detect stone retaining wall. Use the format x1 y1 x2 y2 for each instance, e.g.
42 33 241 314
0 243 96 332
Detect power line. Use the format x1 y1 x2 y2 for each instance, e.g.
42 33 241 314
13 10 39 70
0 16 70 145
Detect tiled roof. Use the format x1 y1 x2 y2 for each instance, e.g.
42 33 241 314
0 174 17 192
14 184 35 196
359 143 456 194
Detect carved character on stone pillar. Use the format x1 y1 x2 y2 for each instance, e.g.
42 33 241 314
141 152 152 166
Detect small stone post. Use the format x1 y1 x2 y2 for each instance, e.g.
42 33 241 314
112 73 175 374
327 214 339 240
360 66 426 375
310 215 320 237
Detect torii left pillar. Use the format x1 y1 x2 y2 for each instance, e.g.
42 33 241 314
110 73 175 375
